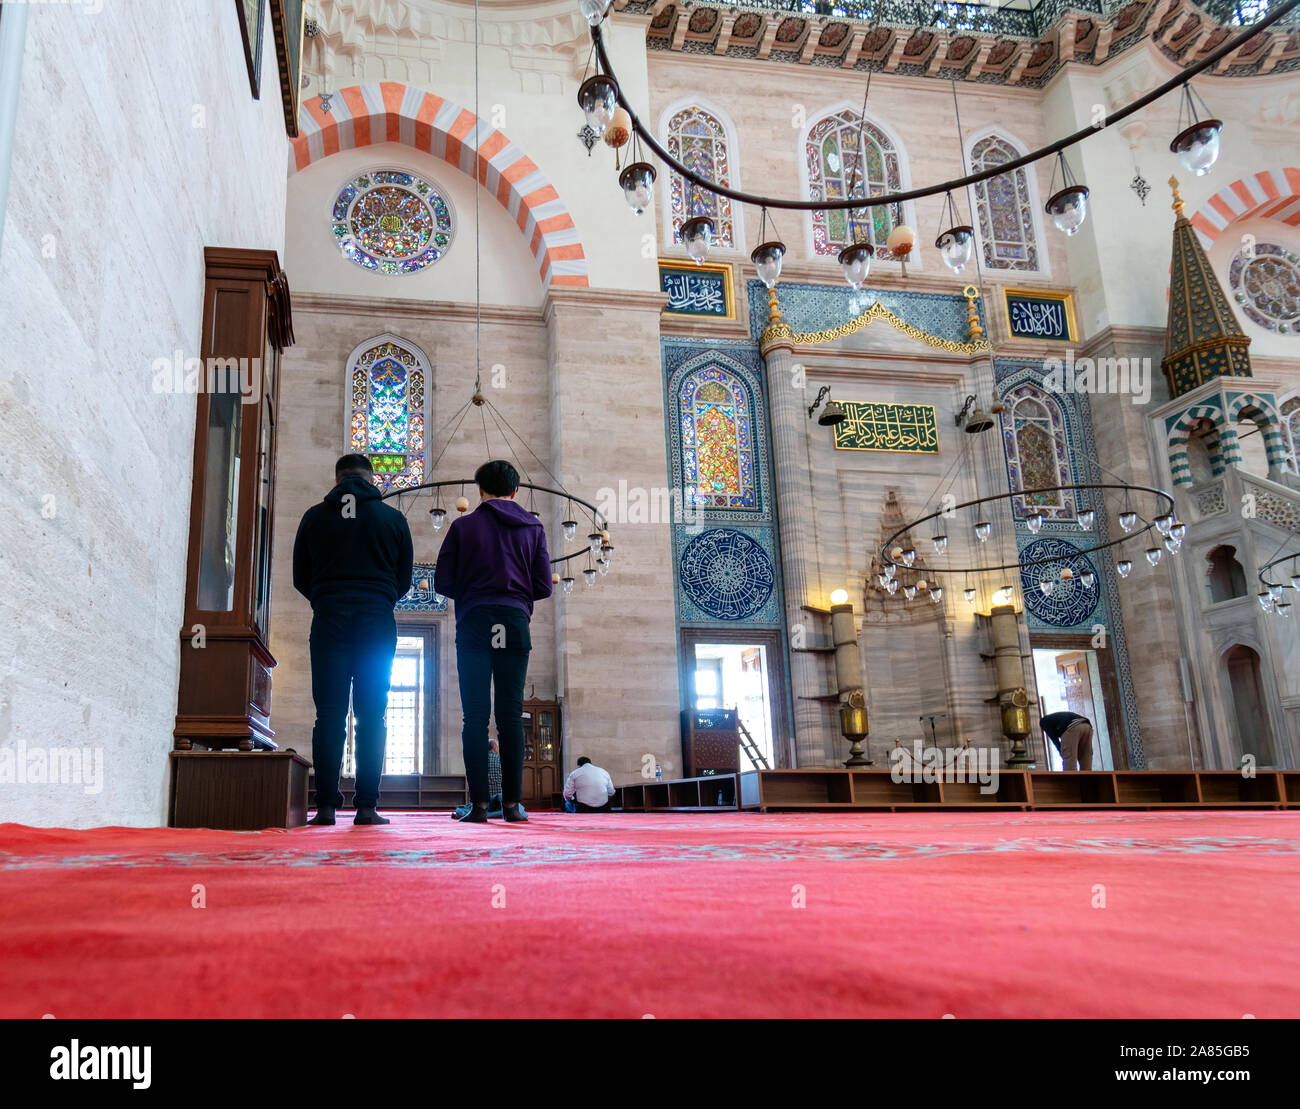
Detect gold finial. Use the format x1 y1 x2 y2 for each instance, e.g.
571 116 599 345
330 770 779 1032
962 284 984 340
767 285 782 325
1169 175 1185 218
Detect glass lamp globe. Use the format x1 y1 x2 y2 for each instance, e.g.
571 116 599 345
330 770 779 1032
974 521 992 542
932 534 948 554
583 567 597 587
1145 546 1163 567
837 242 874 289
562 576 575 595
1290 574 1300 592
598 557 610 576
429 507 447 531
1154 513 1175 536
578 0 609 26
562 519 578 542
1039 579 1055 597
1170 120 1222 177
1026 512 1044 534
1045 185 1090 236
903 584 918 601
929 587 944 604
588 532 603 555
600 542 614 564
1117 559 1133 578
882 562 896 581
1269 583 1285 602
885 578 899 595
901 547 917 567
577 75 618 136
1077 509 1096 531
964 587 977 605
751 240 786 289
1164 535 1182 555
992 587 1014 607
1118 511 1138 532
619 162 656 214
1258 591 1275 613
681 216 714 265
1277 601 1294 619
1170 521 1187 541
1081 571 1097 588
935 225 974 274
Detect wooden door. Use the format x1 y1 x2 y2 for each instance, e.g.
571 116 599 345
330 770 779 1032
521 700 560 807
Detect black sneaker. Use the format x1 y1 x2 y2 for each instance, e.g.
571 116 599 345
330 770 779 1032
308 808 335 826
353 807 391 825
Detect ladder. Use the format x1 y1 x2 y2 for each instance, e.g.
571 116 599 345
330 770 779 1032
736 719 770 770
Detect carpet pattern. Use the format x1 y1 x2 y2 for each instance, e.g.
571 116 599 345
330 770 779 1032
1 810 1297 1018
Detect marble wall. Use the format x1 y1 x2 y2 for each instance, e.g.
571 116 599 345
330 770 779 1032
0 0 288 826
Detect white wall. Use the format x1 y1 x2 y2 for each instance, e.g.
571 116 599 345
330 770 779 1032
0 0 287 826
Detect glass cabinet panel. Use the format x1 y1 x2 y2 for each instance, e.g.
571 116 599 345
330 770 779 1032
196 392 243 611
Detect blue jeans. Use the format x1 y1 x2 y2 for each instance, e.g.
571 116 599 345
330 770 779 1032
456 605 531 804
309 600 398 809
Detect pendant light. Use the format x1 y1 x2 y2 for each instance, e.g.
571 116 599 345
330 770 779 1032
1258 591 1275 613
429 506 446 531
1045 152 1090 236
578 0 609 25
1170 85 1223 177
750 208 786 290
1025 512 1044 534
1081 571 1096 588
1077 509 1095 531
974 521 992 542
681 216 714 264
932 534 948 554
1117 559 1133 578
618 132 655 214
577 73 619 137
562 575 575 594
838 240 874 289
929 587 944 604
935 191 974 274
1118 510 1138 532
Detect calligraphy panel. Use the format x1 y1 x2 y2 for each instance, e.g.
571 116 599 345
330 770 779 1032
832 402 939 453
1002 287 1078 343
660 261 735 320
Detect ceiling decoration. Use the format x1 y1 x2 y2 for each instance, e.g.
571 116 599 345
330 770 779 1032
615 0 1300 86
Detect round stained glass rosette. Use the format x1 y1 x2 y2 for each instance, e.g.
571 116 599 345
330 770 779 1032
1230 242 1300 335
332 170 454 275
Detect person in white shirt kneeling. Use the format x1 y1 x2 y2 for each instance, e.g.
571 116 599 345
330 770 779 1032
563 756 616 813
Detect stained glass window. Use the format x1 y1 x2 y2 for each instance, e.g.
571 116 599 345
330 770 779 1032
806 109 903 256
970 135 1039 271
1002 386 1075 518
1229 242 1300 334
348 338 427 492
332 169 453 275
666 106 735 249
681 365 755 510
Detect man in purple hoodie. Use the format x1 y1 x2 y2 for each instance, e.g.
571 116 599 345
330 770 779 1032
434 460 553 823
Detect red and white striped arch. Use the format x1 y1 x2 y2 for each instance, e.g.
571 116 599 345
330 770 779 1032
1189 167 1300 249
290 83 588 289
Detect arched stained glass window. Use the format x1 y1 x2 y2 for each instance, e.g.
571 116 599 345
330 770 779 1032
666 106 736 249
347 337 429 492
806 109 903 256
970 135 1040 271
1002 386 1075 518
681 366 755 510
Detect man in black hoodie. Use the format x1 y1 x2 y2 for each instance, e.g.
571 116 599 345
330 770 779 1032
293 454 414 826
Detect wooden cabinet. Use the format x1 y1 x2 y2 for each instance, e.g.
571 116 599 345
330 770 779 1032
521 699 560 808
173 248 293 752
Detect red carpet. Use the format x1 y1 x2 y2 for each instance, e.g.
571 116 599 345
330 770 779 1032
1 810 1298 1018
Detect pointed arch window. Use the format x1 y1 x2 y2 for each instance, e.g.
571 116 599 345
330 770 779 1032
666 106 736 249
681 365 755 510
970 134 1040 271
1002 385 1076 519
346 337 429 492
806 109 903 256
1281 395 1300 470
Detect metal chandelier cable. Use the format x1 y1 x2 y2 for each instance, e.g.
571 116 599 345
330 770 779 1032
589 0 1300 214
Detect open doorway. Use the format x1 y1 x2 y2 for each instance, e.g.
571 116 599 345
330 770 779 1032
680 628 790 770
1031 644 1120 770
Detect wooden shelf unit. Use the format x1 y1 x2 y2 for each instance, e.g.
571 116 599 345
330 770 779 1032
308 772 468 810
610 769 1300 813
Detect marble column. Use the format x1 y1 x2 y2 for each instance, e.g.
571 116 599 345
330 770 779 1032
759 288 834 766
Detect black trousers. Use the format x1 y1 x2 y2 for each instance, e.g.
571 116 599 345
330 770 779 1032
456 604 531 805
309 600 398 810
